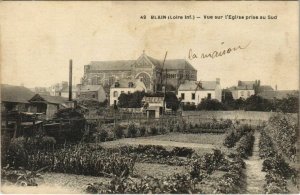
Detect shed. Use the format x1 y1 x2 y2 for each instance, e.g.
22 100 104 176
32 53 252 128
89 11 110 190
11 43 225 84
28 94 68 119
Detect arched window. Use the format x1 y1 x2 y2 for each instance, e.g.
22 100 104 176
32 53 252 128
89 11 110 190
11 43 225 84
113 91 118 97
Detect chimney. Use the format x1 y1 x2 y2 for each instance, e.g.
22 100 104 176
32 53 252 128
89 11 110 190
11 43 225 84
69 59 72 101
216 78 220 85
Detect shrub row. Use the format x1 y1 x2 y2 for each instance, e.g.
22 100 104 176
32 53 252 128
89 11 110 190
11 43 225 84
5 143 135 177
259 129 298 193
236 132 255 159
214 157 246 194
85 173 201 194
223 124 253 148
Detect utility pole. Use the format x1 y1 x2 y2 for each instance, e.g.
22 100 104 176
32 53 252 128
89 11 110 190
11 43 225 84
163 68 167 114
160 51 168 92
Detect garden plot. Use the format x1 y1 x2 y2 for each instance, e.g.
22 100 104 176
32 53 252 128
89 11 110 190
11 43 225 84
100 133 231 155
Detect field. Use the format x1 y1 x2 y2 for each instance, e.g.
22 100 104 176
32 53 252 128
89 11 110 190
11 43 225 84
1 114 299 194
100 133 230 155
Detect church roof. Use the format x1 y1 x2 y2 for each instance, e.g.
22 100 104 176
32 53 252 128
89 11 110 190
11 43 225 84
87 53 196 71
88 60 135 71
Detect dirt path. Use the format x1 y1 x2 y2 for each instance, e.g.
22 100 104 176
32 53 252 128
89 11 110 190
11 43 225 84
244 131 266 194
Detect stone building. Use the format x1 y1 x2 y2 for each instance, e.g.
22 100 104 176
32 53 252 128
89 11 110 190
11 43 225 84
81 52 197 93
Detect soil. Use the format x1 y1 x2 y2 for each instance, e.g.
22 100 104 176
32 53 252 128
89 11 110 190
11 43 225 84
244 131 266 194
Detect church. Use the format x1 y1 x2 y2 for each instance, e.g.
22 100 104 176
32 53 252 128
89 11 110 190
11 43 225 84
81 52 197 93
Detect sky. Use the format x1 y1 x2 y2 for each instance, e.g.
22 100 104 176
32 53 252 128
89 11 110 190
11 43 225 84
0 1 298 90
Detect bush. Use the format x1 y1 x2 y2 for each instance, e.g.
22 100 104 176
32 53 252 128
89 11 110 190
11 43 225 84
114 125 124 139
171 147 194 157
236 132 255 159
139 126 146 136
127 123 137 138
149 127 158 135
99 130 108 142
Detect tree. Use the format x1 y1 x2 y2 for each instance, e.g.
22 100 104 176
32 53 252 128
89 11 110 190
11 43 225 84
197 98 226 111
165 92 180 111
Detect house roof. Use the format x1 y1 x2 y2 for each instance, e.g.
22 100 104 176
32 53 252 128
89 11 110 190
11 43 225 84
178 80 218 91
228 85 254 90
142 96 164 103
258 85 274 92
60 86 78 92
29 94 68 104
258 90 298 100
1 84 35 103
78 85 104 92
110 78 146 89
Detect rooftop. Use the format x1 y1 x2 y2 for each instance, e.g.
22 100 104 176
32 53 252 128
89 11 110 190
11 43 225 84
258 90 298 100
178 80 219 91
1 84 35 103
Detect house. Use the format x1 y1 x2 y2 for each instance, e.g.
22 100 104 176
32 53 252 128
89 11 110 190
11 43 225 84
60 86 78 99
177 78 222 105
77 85 106 102
49 81 68 96
1 84 35 112
28 94 68 119
258 90 298 100
228 80 260 99
110 78 147 106
142 96 165 118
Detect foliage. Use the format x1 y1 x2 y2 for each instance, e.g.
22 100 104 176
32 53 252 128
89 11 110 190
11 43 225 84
262 155 296 179
1 165 47 186
139 126 146 137
171 147 194 157
214 157 246 194
236 132 255 159
264 172 289 194
86 173 200 194
27 145 135 177
99 130 108 142
197 98 227 111
223 124 253 148
118 91 146 108
114 125 125 139
127 123 137 138
266 113 298 160
259 130 276 158
149 127 158 135
165 92 180 111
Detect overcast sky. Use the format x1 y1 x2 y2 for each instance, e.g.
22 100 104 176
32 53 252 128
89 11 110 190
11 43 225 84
1 1 298 90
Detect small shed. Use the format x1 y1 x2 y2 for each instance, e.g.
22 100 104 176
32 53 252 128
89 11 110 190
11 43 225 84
28 94 68 119
142 96 164 118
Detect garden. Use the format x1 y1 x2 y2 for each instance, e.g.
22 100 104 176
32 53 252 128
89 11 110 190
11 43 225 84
1 113 299 194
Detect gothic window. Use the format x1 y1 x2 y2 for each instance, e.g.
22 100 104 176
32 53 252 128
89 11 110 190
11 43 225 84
135 72 151 89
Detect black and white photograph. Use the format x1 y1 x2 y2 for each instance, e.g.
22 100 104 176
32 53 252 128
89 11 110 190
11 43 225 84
0 1 299 194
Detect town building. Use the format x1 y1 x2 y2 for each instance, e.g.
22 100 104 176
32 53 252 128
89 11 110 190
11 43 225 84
142 96 165 118
60 86 78 99
77 85 106 102
49 81 68 96
110 78 147 106
228 80 260 99
28 94 68 119
1 84 35 112
258 90 298 100
81 51 197 93
177 79 222 105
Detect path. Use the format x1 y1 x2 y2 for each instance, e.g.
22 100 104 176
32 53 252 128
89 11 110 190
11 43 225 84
245 131 266 193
